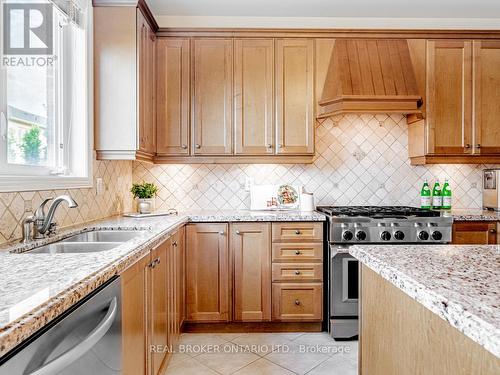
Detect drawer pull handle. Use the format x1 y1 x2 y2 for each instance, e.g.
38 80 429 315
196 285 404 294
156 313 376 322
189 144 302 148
295 230 301 235
465 144 471 149
476 144 481 149
490 229 497 234
173 241 178 247
294 270 301 275
295 250 302 255
294 299 301 306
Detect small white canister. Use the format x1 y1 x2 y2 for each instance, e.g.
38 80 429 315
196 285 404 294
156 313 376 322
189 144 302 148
300 192 315 211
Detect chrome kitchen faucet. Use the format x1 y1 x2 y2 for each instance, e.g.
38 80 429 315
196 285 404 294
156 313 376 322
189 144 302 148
21 195 78 243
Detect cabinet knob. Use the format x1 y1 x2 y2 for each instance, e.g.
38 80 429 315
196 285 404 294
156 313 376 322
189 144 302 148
295 250 302 255
219 231 225 235
294 270 301 275
489 229 497 234
266 144 272 149
181 144 188 149
278 144 283 148
173 241 178 247
476 144 482 149
294 299 301 306
295 230 301 235
465 144 471 149
195 144 201 149
235 230 241 235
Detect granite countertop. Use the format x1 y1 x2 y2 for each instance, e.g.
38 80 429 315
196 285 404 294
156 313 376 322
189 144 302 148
185 209 326 222
449 209 500 222
0 209 325 358
349 244 500 358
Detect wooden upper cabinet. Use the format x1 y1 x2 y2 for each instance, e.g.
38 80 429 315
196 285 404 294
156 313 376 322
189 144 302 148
275 39 315 155
426 40 473 155
186 223 229 322
192 39 233 155
232 223 272 322
156 38 190 155
234 39 274 155
473 40 500 155
137 10 156 155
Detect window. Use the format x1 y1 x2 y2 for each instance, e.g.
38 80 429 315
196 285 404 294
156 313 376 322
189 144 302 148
0 0 92 191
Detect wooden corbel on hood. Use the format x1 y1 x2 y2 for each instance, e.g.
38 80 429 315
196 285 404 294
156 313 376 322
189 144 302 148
318 39 422 119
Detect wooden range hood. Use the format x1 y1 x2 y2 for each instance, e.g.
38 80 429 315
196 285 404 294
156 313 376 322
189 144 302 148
318 39 422 119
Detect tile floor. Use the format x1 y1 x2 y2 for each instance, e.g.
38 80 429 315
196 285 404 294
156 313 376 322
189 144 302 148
166 332 358 375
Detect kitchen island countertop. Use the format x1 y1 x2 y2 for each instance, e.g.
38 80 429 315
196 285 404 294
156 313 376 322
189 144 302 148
350 244 500 358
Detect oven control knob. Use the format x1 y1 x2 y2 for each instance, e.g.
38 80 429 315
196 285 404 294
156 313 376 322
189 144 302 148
394 231 405 240
380 231 391 241
418 231 429 240
342 230 354 241
431 231 443 241
356 231 367 241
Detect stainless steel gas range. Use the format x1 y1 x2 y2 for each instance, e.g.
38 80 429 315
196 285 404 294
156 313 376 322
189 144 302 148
315 206 453 340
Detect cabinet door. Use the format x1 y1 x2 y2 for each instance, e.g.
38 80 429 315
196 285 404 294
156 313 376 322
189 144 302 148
156 38 190 155
452 221 497 244
121 252 150 375
473 40 500 155
275 39 315 155
192 39 233 155
176 226 186 326
232 223 271 321
137 11 156 155
150 239 170 375
234 39 274 155
426 40 472 155
186 223 229 321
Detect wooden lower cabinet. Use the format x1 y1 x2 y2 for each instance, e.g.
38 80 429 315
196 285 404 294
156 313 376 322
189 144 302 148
121 251 150 375
232 223 272 322
360 265 500 375
272 283 323 321
186 223 230 322
121 227 185 375
452 221 497 244
150 239 170 375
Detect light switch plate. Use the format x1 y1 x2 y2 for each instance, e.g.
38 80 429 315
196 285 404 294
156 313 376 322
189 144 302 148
96 178 105 195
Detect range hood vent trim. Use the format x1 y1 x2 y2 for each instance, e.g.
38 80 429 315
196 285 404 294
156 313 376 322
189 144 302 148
318 39 422 119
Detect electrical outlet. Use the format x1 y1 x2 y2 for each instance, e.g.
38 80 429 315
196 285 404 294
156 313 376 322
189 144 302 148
244 177 254 192
96 178 105 195
471 182 478 189
24 200 32 213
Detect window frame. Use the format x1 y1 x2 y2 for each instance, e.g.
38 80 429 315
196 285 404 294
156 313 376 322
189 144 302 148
0 0 93 192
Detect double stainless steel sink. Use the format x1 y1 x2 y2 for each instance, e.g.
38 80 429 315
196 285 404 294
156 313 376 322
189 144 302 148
23 230 146 254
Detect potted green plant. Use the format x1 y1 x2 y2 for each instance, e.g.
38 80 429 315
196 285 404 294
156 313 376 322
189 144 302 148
131 182 158 214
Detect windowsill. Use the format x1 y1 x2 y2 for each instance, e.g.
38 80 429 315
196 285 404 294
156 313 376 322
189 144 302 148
0 175 93 192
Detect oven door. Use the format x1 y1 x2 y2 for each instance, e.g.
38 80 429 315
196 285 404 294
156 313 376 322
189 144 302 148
330 249 359 317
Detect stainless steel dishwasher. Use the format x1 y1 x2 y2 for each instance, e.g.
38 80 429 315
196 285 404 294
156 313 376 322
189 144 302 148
0 277 121 375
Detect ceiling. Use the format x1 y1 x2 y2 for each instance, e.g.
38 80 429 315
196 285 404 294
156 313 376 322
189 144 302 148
148 0 500 19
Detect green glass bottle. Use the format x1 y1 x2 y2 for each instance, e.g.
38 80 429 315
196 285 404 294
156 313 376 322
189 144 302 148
420 179 431 209
432 180 442 209
442 179 452 209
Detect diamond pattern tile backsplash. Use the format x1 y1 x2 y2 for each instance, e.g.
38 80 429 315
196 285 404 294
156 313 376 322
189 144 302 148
133 114 496 212
0 158 133 245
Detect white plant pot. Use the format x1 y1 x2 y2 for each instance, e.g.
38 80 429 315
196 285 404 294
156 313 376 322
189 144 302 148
137 198 155 214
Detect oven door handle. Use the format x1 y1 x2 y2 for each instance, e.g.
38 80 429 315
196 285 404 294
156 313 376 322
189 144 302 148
28 297 118 375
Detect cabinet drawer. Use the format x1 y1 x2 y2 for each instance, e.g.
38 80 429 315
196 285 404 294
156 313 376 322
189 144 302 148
272 222 323 242
272 283 323 321
272 243 323 262
272 263 323 282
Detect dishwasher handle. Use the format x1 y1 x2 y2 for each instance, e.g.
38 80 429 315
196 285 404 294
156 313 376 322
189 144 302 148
28 297 118 375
